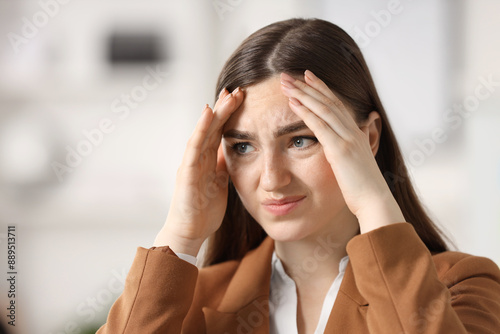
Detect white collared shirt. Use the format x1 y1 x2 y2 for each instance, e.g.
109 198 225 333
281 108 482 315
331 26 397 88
269 251 350 334
176 250 349 333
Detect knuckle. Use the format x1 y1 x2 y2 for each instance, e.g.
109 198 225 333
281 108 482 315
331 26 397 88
332 98 344 109
187 136 200 149
318 104 331 116
318 95 331 106
314 119 329 132
294 89 307 101
293 79 306 89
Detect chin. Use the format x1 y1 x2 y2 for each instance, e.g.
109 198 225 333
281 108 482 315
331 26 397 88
259 220 313 242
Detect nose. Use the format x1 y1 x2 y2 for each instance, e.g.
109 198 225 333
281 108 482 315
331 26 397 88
259 152 292 192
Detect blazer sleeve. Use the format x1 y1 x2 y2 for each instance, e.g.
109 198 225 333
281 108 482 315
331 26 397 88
346 222 500 334
96 246 198 334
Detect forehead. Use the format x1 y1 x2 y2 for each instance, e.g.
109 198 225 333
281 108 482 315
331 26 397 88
223 76 301 132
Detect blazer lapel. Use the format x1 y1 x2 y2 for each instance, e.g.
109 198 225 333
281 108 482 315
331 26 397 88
203 237 275 334
203 237 370 334
324 260 369 333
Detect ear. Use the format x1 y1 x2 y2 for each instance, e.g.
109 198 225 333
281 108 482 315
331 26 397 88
360 111 382 156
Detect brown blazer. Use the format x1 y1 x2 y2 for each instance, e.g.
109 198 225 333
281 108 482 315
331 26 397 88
98 223 500 333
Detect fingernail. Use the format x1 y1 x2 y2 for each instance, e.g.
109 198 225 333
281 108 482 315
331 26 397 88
232 87 240 95
289 97 301 106
281 80 295 89
202 104 209 113
223 93 233 103
304 70 316 81
219 88 227 98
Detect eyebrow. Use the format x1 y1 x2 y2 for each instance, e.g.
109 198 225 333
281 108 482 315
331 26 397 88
223 120 309 140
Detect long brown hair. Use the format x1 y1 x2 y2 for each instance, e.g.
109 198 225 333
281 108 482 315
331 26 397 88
203 18 450 267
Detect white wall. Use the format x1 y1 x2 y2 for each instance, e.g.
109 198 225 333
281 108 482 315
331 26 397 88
461 0 500 260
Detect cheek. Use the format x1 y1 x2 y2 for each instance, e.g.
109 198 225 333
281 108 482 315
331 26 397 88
224 156 256 195
224 153 243 180
314 159 337 186
293 154 341 195
228 163 260 216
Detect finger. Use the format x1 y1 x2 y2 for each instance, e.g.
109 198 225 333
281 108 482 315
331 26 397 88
281 72 355 127
304 70 340 104
303 70 358 127
282 72 337 110
213 87 229 111
204 87 244 148
281 79 351 139
281 73 358 134
181 104 214 167
287 97 344 147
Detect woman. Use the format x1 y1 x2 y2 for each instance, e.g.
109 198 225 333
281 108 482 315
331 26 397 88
98 18 500 333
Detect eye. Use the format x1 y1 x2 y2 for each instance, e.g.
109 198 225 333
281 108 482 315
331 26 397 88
231 142 255 155
292 136 318 149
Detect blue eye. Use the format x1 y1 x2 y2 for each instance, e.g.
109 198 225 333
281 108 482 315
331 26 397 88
232 142 255 155
292 136 318 149
293 138 305 147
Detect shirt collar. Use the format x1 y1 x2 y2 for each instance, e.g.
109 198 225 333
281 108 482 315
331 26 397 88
271 250 350 283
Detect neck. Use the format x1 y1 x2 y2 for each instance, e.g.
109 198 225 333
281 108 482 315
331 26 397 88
274 208 359 287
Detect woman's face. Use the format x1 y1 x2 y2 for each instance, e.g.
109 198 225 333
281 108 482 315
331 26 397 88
222 76 358 242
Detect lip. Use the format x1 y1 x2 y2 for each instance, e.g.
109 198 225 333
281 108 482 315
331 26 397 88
262 196 306 216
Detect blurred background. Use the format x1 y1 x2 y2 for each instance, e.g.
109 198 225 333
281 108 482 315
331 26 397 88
0 0 498 333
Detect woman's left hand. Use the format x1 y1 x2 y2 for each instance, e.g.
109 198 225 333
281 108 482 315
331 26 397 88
280 70 405 234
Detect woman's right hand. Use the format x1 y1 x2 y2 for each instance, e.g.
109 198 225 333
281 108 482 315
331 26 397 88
154 87 244 256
